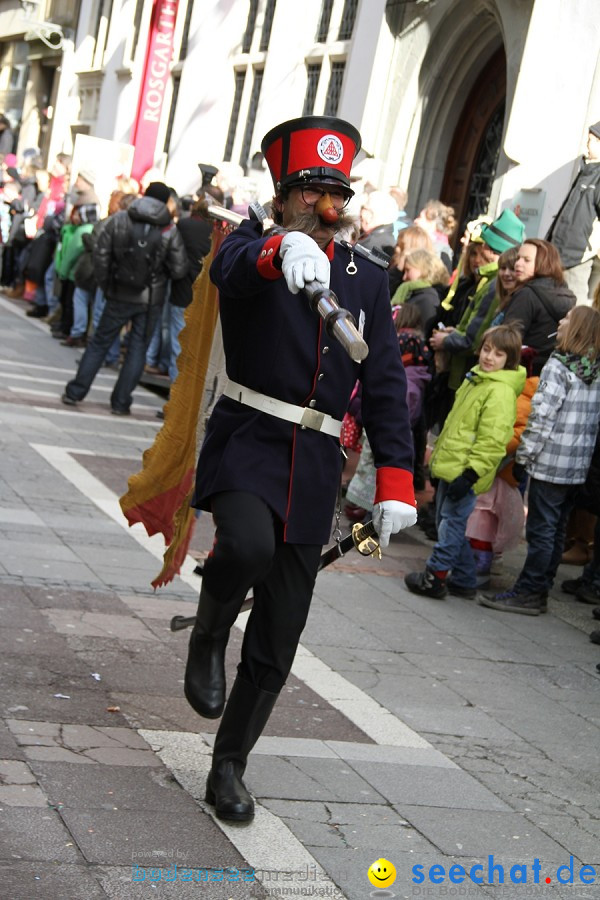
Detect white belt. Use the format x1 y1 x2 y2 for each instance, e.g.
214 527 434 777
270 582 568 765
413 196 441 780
223 380 342 439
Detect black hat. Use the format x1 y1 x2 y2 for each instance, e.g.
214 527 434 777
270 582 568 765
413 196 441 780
198 163 218 188
144 181 171 203
589 121 600 139
261 116 361 193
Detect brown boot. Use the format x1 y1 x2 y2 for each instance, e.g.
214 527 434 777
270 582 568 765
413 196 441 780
561 509 596 565
561 540 593 566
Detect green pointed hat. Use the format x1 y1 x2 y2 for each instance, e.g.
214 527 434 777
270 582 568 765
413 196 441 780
480 209 525 254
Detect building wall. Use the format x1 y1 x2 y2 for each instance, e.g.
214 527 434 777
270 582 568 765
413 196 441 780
349 0 600 233
3 0 600 234
500 0 600 233
164 0 368 195
373 0 522 215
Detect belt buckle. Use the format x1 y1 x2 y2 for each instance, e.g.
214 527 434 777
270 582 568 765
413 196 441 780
300 407 325 431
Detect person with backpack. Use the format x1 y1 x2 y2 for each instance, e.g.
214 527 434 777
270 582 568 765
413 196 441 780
61 181 188 415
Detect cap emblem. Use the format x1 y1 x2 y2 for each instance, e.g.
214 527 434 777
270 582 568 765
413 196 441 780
317 135 344 164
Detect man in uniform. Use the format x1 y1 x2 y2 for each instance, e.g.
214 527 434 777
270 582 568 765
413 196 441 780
184 116 417 823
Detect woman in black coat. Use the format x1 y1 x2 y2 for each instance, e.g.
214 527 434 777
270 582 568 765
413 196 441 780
502 238 576 375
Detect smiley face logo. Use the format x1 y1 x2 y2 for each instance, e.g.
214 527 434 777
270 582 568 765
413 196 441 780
367 858 397 888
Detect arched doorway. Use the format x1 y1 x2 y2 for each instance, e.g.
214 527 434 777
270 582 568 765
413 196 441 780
440 47 506 244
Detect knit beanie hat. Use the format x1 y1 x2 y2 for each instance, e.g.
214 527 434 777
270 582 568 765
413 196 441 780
588 121 600 139
144 181 170 203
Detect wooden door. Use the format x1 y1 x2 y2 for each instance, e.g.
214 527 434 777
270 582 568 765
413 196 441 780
440 46 506 245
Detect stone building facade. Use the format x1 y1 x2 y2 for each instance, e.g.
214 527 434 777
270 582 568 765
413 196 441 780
1 0 599 236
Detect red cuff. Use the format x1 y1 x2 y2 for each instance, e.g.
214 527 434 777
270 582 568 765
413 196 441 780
374 467 416 506
257 235 284 280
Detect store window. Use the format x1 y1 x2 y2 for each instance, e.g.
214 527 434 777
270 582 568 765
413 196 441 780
129 0 145 63
316 0 334 42
242 0 259 52
302 63 322 116
163 74 181 154
259 0 277 51
224 70 247 161
324 61 345 116
179 0 195 60
240 67 263 169
91 0 114 69
338 0 358 40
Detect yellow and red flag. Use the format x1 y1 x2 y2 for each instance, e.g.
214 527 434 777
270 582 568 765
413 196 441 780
119 228 226 587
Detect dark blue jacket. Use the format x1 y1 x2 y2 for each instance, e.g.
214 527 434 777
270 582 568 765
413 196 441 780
194 219 414 544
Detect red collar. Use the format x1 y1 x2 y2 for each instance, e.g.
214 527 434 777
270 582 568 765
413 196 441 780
324 239 335 260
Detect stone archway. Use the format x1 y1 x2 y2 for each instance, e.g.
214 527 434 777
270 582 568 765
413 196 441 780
401 1 507 239
440 46 506 243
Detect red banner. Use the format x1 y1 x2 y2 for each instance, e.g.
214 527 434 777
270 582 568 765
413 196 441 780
130 0 180 182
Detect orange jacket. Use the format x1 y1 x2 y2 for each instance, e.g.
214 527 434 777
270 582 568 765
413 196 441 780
498 376 539 485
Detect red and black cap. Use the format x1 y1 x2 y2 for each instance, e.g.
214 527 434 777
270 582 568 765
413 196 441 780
261 116 361 194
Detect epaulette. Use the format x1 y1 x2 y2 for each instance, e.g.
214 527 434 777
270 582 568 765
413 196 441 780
337 239 390 270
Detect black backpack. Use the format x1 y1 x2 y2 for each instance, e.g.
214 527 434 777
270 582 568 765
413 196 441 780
112 219 165 293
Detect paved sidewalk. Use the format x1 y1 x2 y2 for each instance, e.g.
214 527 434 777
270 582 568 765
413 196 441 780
0 292 598 900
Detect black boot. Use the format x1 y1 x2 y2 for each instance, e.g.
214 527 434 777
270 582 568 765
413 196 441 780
405 568 448 599
183 589 242 719
26 304 48 318
205 676 278 822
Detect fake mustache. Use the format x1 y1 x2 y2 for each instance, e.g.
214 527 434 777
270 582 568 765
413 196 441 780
284 209 356 236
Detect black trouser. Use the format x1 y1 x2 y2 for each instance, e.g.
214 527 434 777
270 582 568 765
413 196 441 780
203 491 322 693
65 298 161 412
59 279 75 336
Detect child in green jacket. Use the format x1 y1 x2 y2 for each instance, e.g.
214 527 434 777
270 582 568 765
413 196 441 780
405 324 525 599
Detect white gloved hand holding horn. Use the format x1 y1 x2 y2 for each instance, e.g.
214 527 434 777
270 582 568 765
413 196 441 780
279 231 330 294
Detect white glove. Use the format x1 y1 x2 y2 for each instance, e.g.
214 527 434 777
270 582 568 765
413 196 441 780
372 500 417 549
279 231 330 294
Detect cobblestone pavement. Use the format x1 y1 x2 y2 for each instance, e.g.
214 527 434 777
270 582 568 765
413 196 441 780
0 293 598 900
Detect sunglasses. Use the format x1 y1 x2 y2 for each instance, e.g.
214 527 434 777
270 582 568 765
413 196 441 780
299 185 352 210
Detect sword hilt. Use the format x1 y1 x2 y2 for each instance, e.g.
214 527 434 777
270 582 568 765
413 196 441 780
352 520 381 558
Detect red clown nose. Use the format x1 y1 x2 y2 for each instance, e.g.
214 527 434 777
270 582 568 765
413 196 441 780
315 193 338 224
